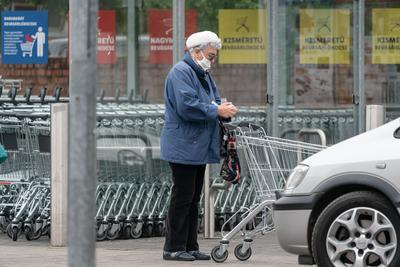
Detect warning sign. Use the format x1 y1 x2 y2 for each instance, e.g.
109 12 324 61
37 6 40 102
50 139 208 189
299 9 350 64
218 9 267 64
372 8 400 64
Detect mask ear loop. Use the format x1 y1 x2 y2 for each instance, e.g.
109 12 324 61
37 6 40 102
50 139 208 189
200 51 207 60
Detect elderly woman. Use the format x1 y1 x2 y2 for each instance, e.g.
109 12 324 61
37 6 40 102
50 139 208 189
161 31 238 261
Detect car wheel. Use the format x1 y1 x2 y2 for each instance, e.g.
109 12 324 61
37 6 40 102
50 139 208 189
312 191 400 267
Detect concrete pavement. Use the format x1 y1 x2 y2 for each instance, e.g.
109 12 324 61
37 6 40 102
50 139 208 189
0 232 307 267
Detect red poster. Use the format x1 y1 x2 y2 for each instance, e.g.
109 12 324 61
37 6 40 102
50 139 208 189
68 10 116 64
97 10 116 64
148 9 197 64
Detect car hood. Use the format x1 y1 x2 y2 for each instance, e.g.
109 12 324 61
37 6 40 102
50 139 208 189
302 118 400 167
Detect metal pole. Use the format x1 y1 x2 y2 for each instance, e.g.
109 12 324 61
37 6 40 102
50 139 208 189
267 0 279 137
127 0 137 98
209 181 230 238
173 0 185 64
353 0 365 134
358 0 365 133
366 105 385 131
68 0 97 266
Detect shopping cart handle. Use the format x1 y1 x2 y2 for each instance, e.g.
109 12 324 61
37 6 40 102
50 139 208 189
222 121 263 131
222 122 238 130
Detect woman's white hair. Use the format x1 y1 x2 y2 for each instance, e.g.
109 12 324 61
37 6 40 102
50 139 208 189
186 31 222 52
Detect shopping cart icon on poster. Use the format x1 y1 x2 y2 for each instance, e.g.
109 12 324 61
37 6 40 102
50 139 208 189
20 34 35 57
162 18 173 35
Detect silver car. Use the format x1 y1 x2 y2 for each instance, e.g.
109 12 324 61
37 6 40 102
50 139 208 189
274 118 400 267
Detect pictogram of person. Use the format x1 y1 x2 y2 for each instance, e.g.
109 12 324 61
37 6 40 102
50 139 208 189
31 26 45 57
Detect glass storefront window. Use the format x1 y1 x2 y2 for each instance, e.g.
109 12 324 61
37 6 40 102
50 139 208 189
274 1 356 144
1 0 398 139
278 0 354 108
365 0 400 121
186 0 268 106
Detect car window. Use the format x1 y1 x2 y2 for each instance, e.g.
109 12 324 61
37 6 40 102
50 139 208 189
395 127 400 139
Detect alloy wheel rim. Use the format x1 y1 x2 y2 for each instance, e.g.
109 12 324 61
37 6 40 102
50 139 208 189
326 207 397 267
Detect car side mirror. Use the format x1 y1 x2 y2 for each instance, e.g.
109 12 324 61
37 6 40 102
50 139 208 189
394 127 400 139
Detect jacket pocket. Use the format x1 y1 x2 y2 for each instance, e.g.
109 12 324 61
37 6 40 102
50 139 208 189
181 123 203 140
163 122 180 130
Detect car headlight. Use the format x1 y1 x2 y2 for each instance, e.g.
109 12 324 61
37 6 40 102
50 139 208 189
285 164 309 191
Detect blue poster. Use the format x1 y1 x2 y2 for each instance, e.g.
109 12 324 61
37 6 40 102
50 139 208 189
1 11 48 64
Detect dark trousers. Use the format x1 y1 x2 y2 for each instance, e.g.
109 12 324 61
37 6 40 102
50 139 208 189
163 162 206 252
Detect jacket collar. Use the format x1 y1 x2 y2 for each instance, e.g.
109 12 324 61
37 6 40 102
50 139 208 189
183 52 207 78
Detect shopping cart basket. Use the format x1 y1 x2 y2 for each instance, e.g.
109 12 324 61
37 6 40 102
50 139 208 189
211 122 326 263
20 41 35 58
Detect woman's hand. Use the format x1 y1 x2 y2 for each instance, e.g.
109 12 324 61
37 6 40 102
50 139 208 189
217 102 238 119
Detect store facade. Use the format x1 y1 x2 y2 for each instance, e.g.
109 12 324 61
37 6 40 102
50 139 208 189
0 0 400 142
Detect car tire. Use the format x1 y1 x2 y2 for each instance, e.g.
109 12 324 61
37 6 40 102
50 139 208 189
312 191 400 267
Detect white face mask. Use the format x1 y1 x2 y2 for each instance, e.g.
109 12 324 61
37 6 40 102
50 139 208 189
196 51 211 71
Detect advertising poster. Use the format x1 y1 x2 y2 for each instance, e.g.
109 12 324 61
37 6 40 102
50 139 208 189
67 10 116 64
299 9 350 64
294 67 334 107
218 9 267 64
97 10 116 64
1 11 48 64
372 8 400 64
148 9 197 64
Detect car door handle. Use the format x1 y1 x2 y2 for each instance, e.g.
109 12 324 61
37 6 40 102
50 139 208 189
376 163 386 169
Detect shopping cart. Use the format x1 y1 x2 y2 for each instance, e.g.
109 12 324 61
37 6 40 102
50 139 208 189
211 122 326 263
20 40 35 58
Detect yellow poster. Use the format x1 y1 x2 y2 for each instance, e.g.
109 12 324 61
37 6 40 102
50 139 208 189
300 9 350 64
218 9 267 64
372 8 400 64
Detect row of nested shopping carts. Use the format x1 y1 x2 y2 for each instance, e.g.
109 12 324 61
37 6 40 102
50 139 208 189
0 102 267 242
0 101 390 245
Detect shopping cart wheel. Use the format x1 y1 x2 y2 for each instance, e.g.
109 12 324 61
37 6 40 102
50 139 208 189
26 228 42 241
130 222 142 239
234 244 252 261
41 224 50 237
106 225 120 240
217 217 225 230
0 215 11 233
11 226 19 241
156 223 165 236
144 224 153 237
96 223 108 241
24 225 35 241
6 224 13 239
211 245 228 263
122 225 131 239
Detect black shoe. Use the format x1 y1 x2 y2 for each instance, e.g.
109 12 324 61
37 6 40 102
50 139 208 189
188 250 211 260
163 251 195 261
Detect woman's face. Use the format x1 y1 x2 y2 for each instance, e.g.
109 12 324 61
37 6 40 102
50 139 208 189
195 46 218 63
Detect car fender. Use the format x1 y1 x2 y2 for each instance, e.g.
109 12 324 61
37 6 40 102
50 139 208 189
312 172 400 210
